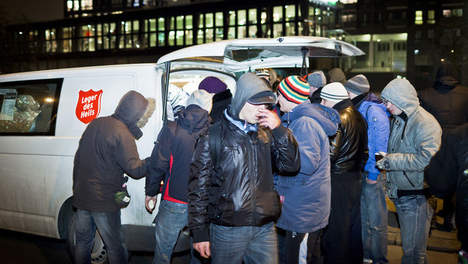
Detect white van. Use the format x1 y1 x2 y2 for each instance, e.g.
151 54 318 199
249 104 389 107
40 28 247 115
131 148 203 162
0 37 363 263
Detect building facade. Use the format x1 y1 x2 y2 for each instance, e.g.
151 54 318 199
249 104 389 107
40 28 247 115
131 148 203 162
339 0 467 89
1 0 341 73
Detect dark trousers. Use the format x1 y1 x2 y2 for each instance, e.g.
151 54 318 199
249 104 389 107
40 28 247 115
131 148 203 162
322 172 363 264
278 229 324 264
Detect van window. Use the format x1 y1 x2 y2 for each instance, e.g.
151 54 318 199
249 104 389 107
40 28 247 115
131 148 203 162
0 78 63 135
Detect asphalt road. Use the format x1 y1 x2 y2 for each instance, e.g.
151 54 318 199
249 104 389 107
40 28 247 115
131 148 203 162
0 227 458 264
0 229 158 264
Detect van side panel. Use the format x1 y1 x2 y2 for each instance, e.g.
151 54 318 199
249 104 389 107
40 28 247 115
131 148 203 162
0 64 163 239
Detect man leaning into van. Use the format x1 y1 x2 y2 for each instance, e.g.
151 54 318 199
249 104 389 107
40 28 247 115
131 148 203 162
72 90 154 264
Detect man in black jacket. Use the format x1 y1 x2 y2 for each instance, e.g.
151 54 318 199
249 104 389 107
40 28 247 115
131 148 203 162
73 90 153 264
188 72 300 264
145 89 213 264
320 82 368 264
419 62 468 231
425 123 468 262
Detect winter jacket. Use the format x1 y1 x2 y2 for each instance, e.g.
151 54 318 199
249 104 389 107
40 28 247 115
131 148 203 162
381 79 442 199
73 91 149 212
188 73 300 243
330 99 368 175
419 75 468 129
210 89 232 123
276 102 340 233
352 93 390 181
145 104 210 203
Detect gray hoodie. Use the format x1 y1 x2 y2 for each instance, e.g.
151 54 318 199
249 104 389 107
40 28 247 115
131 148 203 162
229 72 273 119
381 79 442 198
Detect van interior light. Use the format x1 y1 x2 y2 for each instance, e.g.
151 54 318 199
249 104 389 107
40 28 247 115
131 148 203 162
414 49 420 55
44 97 55 103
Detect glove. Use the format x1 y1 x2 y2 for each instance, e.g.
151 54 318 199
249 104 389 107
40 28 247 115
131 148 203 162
376 157 390 171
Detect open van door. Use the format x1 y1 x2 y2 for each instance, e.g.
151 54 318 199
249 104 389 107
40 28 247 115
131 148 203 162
158 36 364 72
157 36 364 120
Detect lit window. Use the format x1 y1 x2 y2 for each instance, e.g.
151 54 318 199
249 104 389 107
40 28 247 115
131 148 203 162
273 6 283 22
415 10 423 25
443 9 451 18
454 9 463 17
427 10 435 24
285 5 295 21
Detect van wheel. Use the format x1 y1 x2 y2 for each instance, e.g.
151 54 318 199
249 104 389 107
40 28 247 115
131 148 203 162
67 212 109 264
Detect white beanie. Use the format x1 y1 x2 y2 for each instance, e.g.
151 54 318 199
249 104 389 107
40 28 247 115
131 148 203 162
186 89 214 113
320 82 349 103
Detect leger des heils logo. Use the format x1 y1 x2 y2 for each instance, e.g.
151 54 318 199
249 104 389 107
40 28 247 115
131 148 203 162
75 89 103 124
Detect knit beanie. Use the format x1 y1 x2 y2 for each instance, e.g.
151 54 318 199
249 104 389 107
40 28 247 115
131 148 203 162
186 89 214 113
344 74 370 95
320 82 349 103
198 76 227 94
278 75 310 104
328 68 346 84
307 71 327 92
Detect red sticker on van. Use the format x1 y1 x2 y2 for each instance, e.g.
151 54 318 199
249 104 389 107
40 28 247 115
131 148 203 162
76 90 103 124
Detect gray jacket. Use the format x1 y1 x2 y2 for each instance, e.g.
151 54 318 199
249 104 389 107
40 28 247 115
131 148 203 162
381 79 442 198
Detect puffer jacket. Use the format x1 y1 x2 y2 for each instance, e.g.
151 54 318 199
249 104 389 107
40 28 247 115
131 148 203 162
188 72 300 243
381 79 442 199
73 91 149 212
276 102 340 233
330 99 368 175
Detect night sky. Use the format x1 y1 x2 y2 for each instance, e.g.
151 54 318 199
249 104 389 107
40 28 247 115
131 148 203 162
0 0 63 25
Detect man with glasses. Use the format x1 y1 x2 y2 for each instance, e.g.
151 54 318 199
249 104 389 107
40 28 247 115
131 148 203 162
377 78 441 264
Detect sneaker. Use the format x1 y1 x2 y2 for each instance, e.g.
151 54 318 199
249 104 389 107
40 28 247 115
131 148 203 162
459 250 468 264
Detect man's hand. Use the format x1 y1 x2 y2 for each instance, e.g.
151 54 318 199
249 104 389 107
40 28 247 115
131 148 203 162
145 195 156 213
257 108 281 130
193 242 211 258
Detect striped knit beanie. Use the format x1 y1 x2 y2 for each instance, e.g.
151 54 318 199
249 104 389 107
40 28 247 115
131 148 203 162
320 82 349 103
278 75 310 104
344 74 370 95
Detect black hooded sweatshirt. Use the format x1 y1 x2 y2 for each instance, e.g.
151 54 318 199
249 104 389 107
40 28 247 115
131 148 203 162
73 90 149 212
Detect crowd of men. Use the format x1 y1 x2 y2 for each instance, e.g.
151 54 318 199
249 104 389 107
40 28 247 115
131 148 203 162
72 63 468 264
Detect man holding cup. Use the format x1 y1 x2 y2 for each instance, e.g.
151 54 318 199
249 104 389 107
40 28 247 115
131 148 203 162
377 78 442 264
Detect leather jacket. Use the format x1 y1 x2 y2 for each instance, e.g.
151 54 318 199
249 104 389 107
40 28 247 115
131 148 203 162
330 99 368 175
188 114 300 243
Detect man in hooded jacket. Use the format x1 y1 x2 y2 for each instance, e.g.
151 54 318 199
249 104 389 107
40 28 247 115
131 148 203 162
275 75 340 264
145 90 213 264
377 78 442 264
73 90 153 264
188 72 300 264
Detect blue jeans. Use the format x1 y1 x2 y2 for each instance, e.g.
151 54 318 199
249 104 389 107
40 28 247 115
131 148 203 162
153 200 188 264
210 222 278 264
74 209 128 264
361 177 388 264
393 195 431 264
